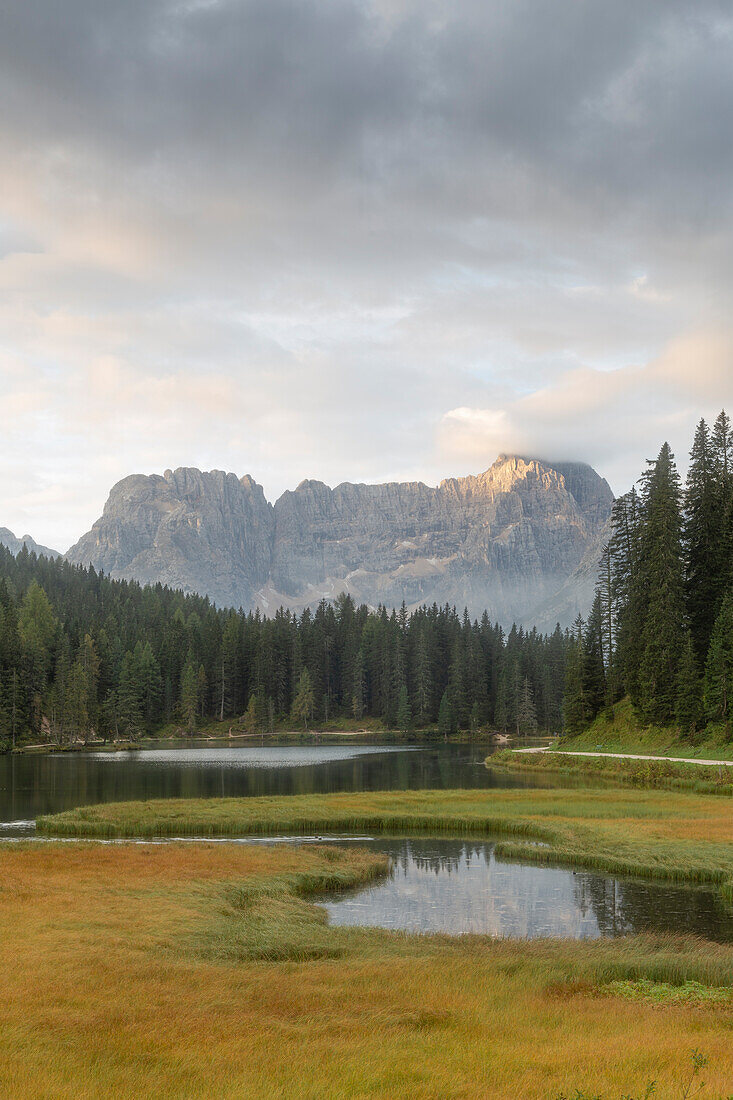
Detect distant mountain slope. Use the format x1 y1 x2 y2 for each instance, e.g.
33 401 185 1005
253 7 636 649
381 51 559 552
0 528 61 560
66 455 613 626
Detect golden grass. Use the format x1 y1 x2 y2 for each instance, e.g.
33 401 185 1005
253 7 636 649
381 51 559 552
1 840 732 1099
39 786 733 903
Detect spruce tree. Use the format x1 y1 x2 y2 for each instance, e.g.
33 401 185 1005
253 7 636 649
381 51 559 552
582 595 606 720
636 444 687 724
704 591 733 736
516 677 538 736
684 419 724 658
437 690 456 739
180 661 199 733
712 409 732 484
563 619 587 734
675 633 703 737
396 683 411 733
291 668 314 730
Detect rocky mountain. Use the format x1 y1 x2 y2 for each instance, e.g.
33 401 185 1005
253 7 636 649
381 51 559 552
67 455 614 626
0 528 60 559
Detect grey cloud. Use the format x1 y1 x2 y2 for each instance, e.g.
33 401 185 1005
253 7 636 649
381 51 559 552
0 1 732 548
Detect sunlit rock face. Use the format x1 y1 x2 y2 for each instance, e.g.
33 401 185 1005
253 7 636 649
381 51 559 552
66 455 614 627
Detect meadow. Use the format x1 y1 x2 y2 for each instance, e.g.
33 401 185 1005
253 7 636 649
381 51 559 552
2 838 733 1099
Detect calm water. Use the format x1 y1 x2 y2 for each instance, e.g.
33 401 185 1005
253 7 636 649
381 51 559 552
0 742 536 828
1 743 730 942
323 837 733 942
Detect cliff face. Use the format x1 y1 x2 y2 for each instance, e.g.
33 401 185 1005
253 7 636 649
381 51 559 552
0 528 60 559
66 455 614 625
68 469 274 610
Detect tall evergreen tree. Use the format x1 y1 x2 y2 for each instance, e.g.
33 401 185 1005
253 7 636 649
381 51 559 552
395 683 411 734
704 591 733 737
291 668 314 730
636 444 687 724
675 633 703 737
563 617 588 735
684 419 725 658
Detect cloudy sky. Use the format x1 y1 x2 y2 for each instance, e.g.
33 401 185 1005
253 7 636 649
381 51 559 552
2 0 733 550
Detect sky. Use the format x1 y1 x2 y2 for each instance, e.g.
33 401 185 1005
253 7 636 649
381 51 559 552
2 0 733 552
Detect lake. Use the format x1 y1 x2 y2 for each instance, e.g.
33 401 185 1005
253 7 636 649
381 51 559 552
1 741 730 942
0 741 538 829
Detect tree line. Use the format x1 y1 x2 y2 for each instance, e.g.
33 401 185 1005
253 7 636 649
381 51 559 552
565 410 733 740
0 545 572 748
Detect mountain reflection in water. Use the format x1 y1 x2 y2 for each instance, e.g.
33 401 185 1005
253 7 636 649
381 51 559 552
323 838 733 942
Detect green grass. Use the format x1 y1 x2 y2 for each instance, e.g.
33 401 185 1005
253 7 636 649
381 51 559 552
602 978 733 1007
561 698 733 761
490 747 733 794
37 785 733 905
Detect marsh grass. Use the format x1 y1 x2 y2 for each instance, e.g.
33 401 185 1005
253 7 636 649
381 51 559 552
38 786 733 905
1 841 732 1098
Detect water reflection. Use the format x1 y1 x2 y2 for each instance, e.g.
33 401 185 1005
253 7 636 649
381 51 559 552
0 743 537 824
323 838 733 942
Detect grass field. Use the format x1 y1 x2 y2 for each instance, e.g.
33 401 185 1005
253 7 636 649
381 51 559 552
38 786 733 904
2 839 733 1099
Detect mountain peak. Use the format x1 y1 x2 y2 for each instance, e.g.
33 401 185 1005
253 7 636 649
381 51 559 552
66 457 613 626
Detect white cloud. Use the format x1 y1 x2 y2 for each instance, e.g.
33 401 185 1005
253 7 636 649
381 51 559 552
439 330 733 492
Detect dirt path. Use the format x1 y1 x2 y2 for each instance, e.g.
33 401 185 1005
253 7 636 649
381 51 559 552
514 746 733 767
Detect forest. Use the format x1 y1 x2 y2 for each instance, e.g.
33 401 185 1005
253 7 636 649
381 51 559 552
567 409 733 741
0 545 569 748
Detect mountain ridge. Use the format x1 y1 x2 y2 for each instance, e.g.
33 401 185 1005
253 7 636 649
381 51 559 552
66 454 613 626
0 528 61 560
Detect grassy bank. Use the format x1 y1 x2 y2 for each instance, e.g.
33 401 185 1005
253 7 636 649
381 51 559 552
490 748 733 795
38 786 733 903
1 840 732 1098
560 698 733 761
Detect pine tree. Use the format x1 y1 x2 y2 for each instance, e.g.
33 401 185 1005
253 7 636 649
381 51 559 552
684 419 725 658
352 647 365 720
396 683 411 734
64 660 89 744
79 634 100 740
712 410 732 484
493 667 510 732
117 651 143 740
437 690 456 739
582 595 606 720
636 444 687 724
180 660 199 733
243 693 259 734
563 618 587 735
516 677 538 736
291 668 314 730
219 613 240 720
704 591 733 736
413 630 432 726
675 633 703 737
